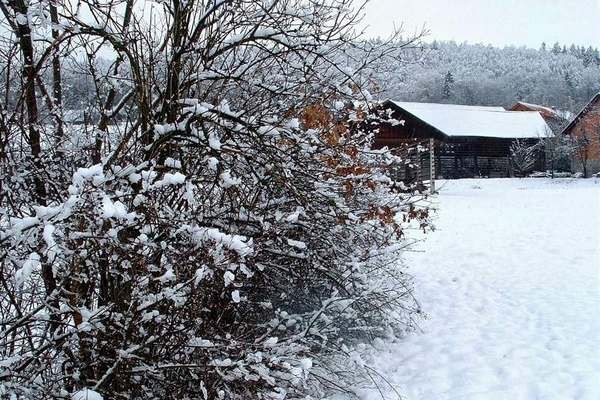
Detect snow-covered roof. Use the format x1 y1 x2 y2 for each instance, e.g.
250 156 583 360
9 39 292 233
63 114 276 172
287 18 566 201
390 101 551 139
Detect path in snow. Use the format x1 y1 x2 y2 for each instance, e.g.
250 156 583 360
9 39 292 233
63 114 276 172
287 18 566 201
362 178 600 400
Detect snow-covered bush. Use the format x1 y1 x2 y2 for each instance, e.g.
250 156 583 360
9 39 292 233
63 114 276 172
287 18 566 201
510 139 539 177
0 1 427 398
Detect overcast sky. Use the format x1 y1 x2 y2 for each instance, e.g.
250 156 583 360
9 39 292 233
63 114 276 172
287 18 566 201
361 0 600 49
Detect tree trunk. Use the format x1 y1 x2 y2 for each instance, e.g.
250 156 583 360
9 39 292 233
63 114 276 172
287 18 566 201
49 0 64 150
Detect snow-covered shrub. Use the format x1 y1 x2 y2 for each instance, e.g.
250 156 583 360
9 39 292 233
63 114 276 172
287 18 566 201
1 102 428 399
0 1 427 398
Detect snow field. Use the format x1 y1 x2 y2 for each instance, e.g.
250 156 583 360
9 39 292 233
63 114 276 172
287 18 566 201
358 178 600 400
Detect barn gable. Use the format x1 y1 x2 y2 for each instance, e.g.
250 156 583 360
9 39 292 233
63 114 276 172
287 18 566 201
509 101 570 134
509 101 561 120
561 93 600 136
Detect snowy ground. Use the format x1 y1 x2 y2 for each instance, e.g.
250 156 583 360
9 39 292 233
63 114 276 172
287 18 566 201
359 178 600 400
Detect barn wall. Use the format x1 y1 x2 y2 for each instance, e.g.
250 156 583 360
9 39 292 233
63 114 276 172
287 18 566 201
436 137 522 179
373 135 435 183
376 123 544 179
568 99 600 176
372 112 444 149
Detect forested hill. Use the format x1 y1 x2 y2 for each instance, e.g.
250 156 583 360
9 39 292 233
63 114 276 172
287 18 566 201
380 41 600 113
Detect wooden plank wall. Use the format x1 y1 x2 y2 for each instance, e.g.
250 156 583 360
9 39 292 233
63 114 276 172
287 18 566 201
374 116 545 180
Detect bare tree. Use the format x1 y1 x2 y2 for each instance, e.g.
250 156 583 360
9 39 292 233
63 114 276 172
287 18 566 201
571 134 591 177
539 128 575 178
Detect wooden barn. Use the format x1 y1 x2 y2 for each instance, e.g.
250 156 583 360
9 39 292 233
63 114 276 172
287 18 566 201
374 101 551 181
561 92 600 177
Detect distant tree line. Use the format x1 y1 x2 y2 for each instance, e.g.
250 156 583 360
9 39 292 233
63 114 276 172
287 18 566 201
542 42 600 68
375 40 600 113
5 39 597 120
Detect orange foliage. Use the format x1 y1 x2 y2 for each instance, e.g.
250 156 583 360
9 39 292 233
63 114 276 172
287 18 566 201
364 205 395 225
336 166 370 176
301 103 331 130
365 180 377 191
344 145 359 159
321 155 340 168
301 103 351 146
